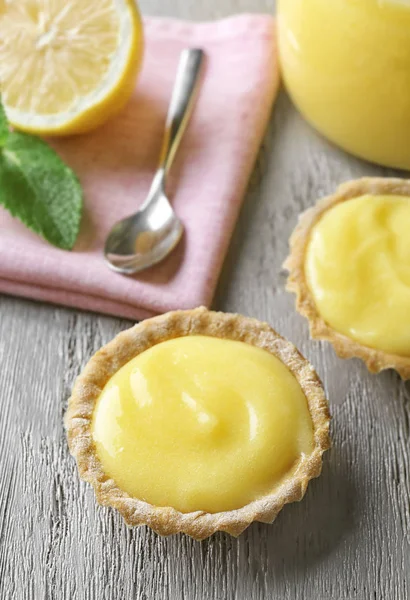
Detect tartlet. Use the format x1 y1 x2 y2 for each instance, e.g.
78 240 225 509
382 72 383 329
66 307 330 540
285 177 410 379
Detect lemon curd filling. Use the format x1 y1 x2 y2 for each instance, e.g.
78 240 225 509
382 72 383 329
305 195 410 356
92 335 314 514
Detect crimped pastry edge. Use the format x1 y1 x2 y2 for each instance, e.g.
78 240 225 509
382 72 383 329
65 307 330 540
284 177 410 380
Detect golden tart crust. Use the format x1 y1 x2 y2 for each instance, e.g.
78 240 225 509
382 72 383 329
285 177 410 380
65 307 330 540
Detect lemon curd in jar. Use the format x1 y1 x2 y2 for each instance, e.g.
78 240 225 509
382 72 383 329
278 0 410 169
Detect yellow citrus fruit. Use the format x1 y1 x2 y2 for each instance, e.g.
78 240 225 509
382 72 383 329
0 0 143 136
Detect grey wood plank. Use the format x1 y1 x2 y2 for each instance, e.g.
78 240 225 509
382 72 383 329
1 1 410 599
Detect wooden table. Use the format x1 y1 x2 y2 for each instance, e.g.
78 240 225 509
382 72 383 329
1 1 410 598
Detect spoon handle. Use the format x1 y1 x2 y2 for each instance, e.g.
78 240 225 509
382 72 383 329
158 48 204 177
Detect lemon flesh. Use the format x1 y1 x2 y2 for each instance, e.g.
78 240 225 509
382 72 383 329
0 0 143 135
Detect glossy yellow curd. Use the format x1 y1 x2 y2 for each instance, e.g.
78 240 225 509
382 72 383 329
92 335 314 513
305 194 410 356
278 0 410 169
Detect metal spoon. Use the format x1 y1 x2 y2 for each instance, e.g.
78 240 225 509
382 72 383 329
104 48 204 274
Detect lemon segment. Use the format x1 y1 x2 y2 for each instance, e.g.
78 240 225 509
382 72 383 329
0 0 143 135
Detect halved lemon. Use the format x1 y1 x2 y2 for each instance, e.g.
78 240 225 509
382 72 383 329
0 0 143 135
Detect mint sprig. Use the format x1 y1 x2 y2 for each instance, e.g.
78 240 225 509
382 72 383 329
0 99 83 250
0 102 9 147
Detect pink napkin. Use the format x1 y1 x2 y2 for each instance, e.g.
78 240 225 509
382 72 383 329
0 14 278 320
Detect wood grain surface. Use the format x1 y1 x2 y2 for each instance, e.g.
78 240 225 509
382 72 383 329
1 1 410 598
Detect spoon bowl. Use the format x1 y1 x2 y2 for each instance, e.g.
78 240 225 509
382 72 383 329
104 185 184 274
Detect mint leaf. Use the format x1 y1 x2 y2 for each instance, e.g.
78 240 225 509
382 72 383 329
0 131 83 250
0 102 9 147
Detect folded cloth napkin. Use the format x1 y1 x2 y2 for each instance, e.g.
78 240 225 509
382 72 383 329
0 14 279 320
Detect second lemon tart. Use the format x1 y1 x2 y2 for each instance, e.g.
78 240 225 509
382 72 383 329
285 177 410 378
66 307 330 539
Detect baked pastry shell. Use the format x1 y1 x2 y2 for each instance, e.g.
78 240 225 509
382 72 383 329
284 177 410 380
66 307 330 540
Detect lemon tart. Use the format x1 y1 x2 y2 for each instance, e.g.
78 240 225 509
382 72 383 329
66 307 330 539
285 177 410 379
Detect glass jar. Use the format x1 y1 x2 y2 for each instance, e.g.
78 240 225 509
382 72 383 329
277 0 410 170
